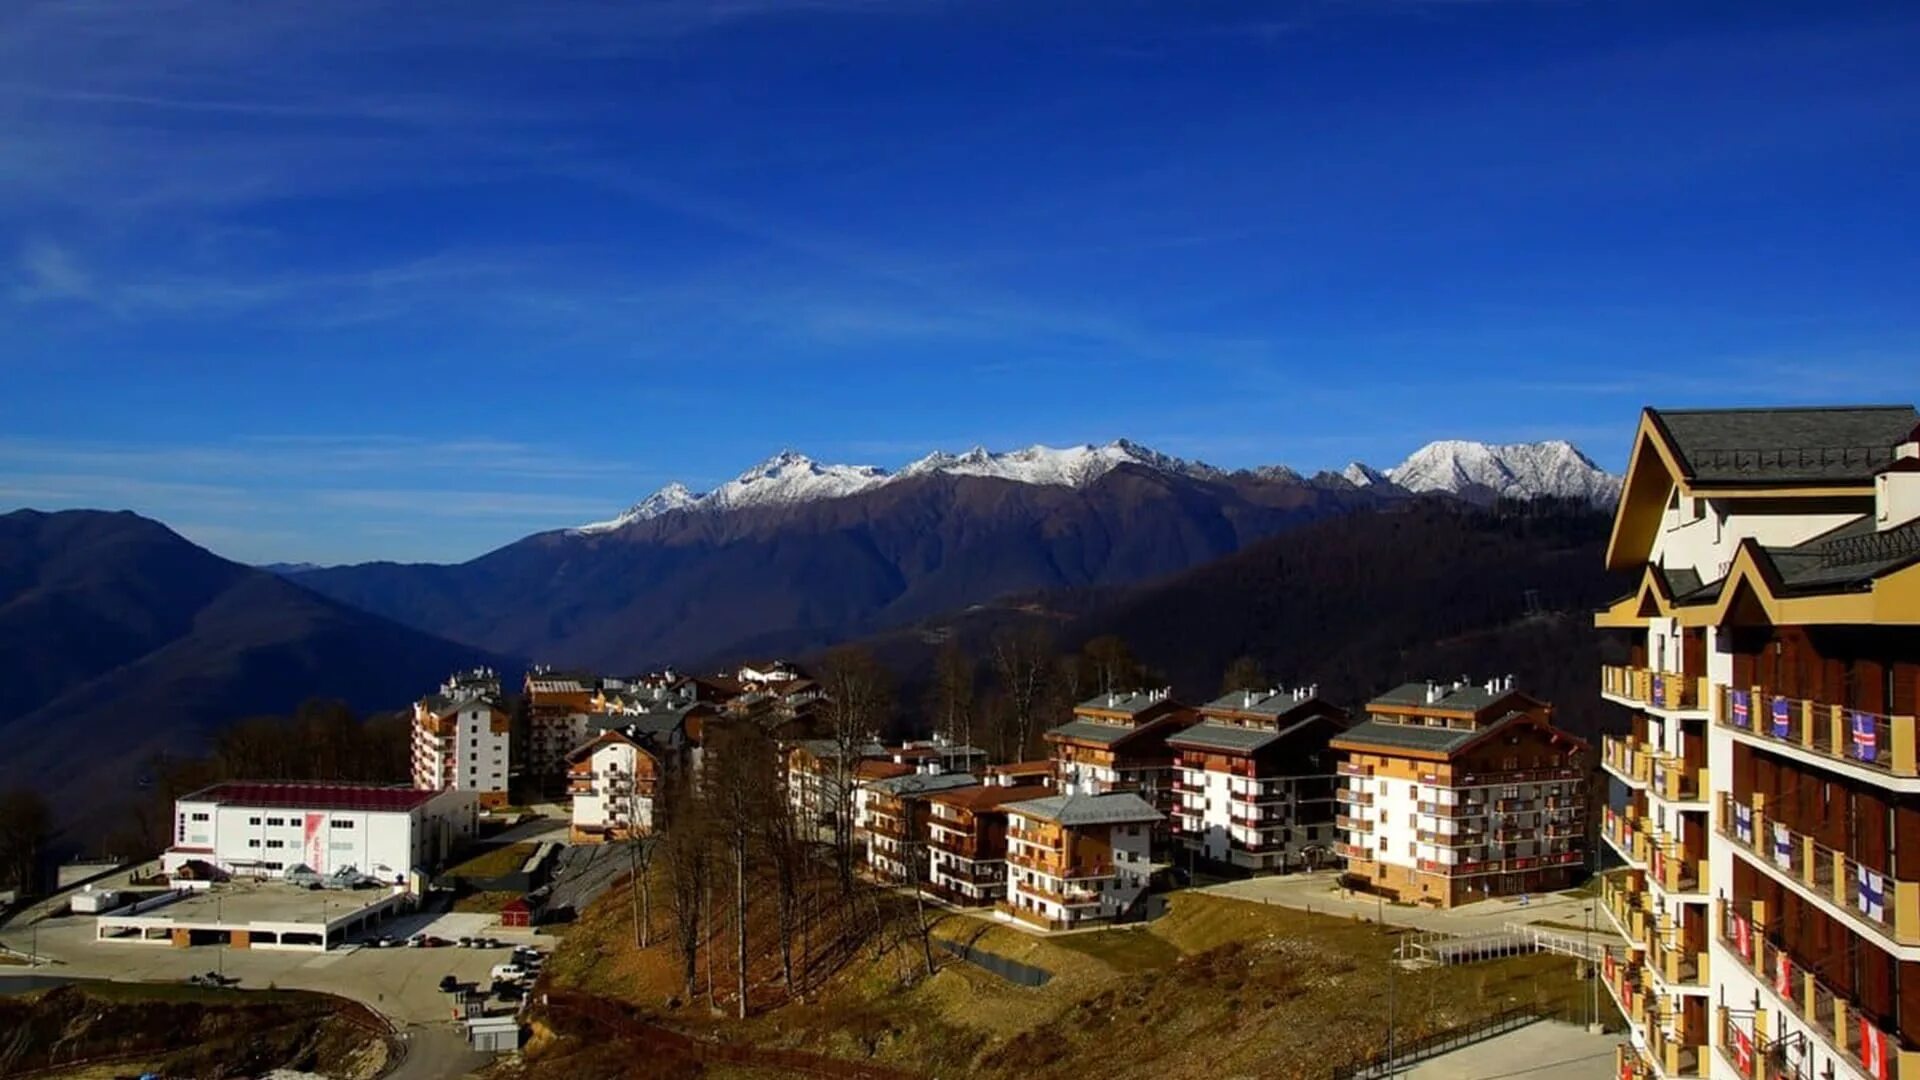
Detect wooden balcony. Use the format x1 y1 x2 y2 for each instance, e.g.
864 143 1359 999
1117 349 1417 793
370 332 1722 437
995 901 1068 932
1336 761 1373 779
1601 873 1649 944
1601 664 1706 713
1647 834 1707 896
1339 787 1375 807
1335 813 1373 833
1650 753 1706 804
1718 898 1918 1080
1415 850 1581 877
1714 684 1919 782
1717 793 1920 948
1602 806 1650 867
1602 734 1650 786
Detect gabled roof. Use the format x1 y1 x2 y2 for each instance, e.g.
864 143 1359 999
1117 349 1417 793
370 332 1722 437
926 782 1052 812
1168 722 1285 754
864 771 978 798
1075 690 1179 717
1651 406 1917 485
1332 709 1588 761
1045 719 1150 747
1368 682 1518 716
1200 688 1331 719
1002 791 1161 827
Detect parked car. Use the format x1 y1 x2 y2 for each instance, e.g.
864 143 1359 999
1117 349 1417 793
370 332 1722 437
407 934 427 948
490 962 531 983
493 981 525 1002
457 937 474 948
438 975 460 993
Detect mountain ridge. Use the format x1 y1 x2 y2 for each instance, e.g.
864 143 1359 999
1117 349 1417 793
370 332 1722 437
574 437 1618 533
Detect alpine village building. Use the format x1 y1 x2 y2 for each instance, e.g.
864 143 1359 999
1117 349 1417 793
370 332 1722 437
1332 678 1589 908
1046 689 1198 834
1596 405 1920 1080
410 669 512 809
1168 686 1350 872
1001 788 1162 931
924 774 1056 906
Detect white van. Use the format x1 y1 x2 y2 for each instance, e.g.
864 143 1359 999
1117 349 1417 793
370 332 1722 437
489 962 530 983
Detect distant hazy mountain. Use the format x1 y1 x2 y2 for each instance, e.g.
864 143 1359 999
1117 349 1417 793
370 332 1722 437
0 509 513 818
258 561 327 575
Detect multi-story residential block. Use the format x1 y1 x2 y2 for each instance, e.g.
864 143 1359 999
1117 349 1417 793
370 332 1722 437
412 672 511 809
1046 689 1198 836
1332 678 1588 908
163 781 478 889
1000 789 1161 931
784 737 889 831
1168 686 1349 873
524 669 599 784
1595 405 1920 1080
924 776 1055 906
563 713 690 843
862 770 979 883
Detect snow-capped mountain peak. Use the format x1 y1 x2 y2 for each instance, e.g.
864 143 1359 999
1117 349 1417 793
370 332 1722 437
570 436 1618 533
1385 439 1620 505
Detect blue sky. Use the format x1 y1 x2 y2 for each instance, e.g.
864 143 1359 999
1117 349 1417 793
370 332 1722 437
4 0 1919 564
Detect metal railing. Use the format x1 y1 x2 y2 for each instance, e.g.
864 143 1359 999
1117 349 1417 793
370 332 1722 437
1717 793 1918 946
1714 684 1917 779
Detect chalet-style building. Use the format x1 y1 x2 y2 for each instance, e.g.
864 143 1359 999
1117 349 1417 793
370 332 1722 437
1594 404 1920 1080
925 775 1055 906
1001 789 1161 931
1333 678 1588 908
411 669 511 809
984 760 1056 787
524 669 599 784
862 770 979 883
1168 686 1349 873
1045 690 1198 835
563 714 687 843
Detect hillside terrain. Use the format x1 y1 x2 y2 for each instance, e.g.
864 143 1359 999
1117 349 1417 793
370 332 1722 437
0 509 514 829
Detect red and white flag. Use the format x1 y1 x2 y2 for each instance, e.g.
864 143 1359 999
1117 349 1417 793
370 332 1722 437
1733 1025 1754 1074
1773 951 1792 998
1860 1018 1890 1080
1731 911 1753 960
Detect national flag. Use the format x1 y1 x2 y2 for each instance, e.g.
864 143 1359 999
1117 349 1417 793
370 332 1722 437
1604 950 1616 984
1734 803 1753 845
1731 911 1753 960
1852 711 1878 763
1773 951 1792 998
1772 822 1794 870
1857 864 1887 922
1652 846 1665 884
1771 695 1792 738
1731 689 1750 729
1860 1018 1890 1080
1733 1024 1754 1074
1651 673 1665 707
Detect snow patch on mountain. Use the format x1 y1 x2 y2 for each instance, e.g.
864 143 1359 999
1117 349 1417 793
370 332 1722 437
573 437 1618 533
1386 440 1620 505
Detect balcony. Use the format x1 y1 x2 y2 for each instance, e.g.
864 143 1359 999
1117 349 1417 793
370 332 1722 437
1336 761 1374 779
1719 900 1917 1080
1416 799 1486 818
1613 1044 1655 1080
1601 665 1706 714
1713 1009 1769 1080
1448 765 1584 788
1415 850 1582 877
1601 873 1650 944
1717 794 1920 949
1602 806 1650 867
1650 932 1708 991
1650 753 1706 804
1602 735 1651 787
1335 842 1373 862
1416 827 1485 848
1493 797 1534 814
1714 685 1919 784
1340 788 1375 807
1008 852 1114 880
1015 878 1104 908
1334 814 1373 834
1600 945 1649 1029
1647 1015 1706 1078
1648 834 1707 897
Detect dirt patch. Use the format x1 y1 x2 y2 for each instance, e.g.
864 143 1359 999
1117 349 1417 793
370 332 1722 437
0 982 393 1079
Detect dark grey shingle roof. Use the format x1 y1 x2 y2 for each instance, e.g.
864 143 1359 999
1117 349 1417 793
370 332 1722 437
1168 723 1279 753
865 771 979 797
1334 719 1485 755
1075 690 1175 716
1762 518 1920 592
1652 406 1918 485
1046 719 1142 747
1201 688 1321 717
1002 791 1161 826
1366 682 1504 714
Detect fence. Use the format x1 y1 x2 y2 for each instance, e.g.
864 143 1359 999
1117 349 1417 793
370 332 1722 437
932 936 1053 987
1400 923 1602 966
1329 1005 1541 1079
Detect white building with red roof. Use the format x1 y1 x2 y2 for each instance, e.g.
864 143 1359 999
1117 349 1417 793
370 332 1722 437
162 781 479 890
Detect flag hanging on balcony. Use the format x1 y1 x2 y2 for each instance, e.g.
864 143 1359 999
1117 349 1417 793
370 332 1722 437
1857 864 1887 922
1851 710 1878 762
1652 845 1665 884
1731 689 1750 729
1733 1024 1754 1074
1731 910 1753 960
1772 822 1793 870
1603 949 1616 984
1734 802 1753 844
1650 673 1665 706
1771 695 1792 737
1773 950 1792 998
1860 1017 1890 1080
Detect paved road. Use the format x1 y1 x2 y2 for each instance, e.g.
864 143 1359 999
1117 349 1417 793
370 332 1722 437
1202 871 1600 936
1405 1020 1617 1079
389 1023 493 1080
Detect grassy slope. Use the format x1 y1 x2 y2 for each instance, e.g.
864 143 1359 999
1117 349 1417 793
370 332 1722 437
528 872 1619 1080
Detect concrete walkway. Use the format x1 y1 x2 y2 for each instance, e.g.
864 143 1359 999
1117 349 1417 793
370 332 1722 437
1404 1020 1617 1079
1200 871 1603 937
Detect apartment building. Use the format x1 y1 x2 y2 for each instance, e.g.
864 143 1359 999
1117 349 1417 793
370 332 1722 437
925 776 1055 906
1595 405 1920 1080
862 770 979 883
1001 789 1161 931
1168 686 1349 873
563 713 689 843
524 669 599 784
411 671 511 809
164 781 477 889
1332 678 1588 908
1046 689 1198 834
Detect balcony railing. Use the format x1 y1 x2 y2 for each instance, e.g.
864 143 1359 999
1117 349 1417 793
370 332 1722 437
1717 793 1920 947
1602 735 1651 786
1650 753 1705 803
1714 684 1919 780
1416 799 1486 818
1602 665 1706 713
1716 900 1912 1080
1416 828 1486 848
1337 761 1374 779
1335 842 1373 861
1415 850 1581 877
1648 834 1706 896
1335 814 1373 833
1340 788 1375 807
1648 1014 1706 1078
1602 806 1650 866
1713 1009 1770 1080
1600 945 1648 1029
1008 853 1114 880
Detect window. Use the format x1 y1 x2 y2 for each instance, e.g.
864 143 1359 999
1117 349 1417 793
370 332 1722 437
266 816 285 827
266 839 285 849
264 861 283 871
247 839 260 848
190 812 209 821
330 819 354 829
249 816 261 826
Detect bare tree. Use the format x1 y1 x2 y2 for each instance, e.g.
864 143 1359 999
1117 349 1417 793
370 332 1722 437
928 642 976 753
990 626 1054 760
660 776 710 1002
0 789 51 895
1081 635 1139 697
758 772 807 995
705 722 774 1019
817 647 892 893
900 797 937 979
1221 655 1269 695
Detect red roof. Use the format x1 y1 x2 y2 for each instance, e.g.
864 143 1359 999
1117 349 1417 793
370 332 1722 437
501 896 531 914
181 781 445 813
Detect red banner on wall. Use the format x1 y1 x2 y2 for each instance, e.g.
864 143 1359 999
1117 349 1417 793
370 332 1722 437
304 813 325 873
